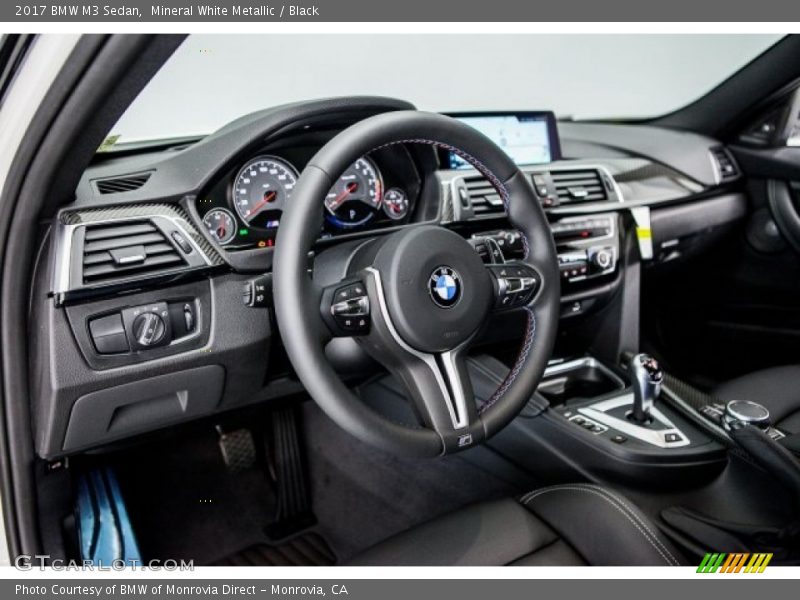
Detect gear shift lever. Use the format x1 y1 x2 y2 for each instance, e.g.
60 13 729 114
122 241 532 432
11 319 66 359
629 353 663 423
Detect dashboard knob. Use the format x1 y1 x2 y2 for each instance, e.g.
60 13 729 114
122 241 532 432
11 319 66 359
132 312 166 347
590 248 613 270
723 400 771 431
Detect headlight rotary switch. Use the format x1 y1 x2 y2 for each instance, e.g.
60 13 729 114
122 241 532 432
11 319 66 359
121 302 172 351
132 312 166 347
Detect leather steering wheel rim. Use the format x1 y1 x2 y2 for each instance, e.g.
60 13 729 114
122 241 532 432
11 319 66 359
768 179 800 254
273 111 560 457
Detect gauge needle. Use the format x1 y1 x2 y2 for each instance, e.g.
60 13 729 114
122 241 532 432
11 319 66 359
329 182 358 210
248 190 277 217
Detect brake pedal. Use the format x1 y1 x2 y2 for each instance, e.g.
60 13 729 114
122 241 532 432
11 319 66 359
264 406 315 540
216 426 257 473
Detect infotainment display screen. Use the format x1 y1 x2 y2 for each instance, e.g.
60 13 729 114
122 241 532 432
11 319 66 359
444 112 561 169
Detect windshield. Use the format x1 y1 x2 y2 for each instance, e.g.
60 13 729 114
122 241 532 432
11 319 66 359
110 34 782 144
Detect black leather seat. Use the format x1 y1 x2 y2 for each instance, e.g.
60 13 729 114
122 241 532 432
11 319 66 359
349 484 684 566
715 366 800 434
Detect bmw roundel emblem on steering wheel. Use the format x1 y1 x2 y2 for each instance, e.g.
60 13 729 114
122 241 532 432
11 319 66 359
429 266 462 308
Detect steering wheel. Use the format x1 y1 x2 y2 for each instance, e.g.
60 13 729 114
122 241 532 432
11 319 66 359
768 179 800 254
273 111 560 457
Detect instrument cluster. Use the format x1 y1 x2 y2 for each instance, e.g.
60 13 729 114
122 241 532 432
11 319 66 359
197 146 420 250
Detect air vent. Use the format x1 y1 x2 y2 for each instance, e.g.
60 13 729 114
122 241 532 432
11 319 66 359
81 220 187 284
464 176 506 216
94 172 152 195
550 169 607 203
709 146 740 182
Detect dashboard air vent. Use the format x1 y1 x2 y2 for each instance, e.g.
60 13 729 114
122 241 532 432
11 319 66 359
81 220 187 284
550 169 607 204
464 176 506 216
709 146 740 182
94 172 152 195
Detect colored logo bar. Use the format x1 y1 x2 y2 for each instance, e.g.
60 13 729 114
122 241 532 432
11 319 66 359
697 552 773 573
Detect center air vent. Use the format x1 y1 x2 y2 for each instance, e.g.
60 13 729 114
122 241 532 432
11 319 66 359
709 146 740 182
464 176 505 216
550 169 607 203
94 172 152 195
81 220 187 284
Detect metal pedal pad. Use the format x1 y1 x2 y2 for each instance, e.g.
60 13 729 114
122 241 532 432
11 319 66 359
216 426 257 473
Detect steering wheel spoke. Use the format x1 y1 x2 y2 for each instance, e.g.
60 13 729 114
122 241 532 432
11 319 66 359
350 267 483 451
375 339 483 451
486 262 541 312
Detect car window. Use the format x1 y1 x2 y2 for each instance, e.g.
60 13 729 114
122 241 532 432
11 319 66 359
110 33 782 144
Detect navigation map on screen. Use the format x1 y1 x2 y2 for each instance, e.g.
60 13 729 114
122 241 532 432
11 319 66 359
449 114 555 169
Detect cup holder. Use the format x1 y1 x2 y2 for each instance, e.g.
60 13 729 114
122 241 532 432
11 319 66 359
537 357 626 406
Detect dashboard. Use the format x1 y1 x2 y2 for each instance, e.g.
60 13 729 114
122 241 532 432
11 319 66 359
53 98 742 303
32 96 749 458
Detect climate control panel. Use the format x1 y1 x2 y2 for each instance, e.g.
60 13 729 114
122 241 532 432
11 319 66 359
553 215 618 283
557 245 617 282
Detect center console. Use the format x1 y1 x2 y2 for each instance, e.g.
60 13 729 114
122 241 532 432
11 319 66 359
438 110 725 481
550 355 692 450
472 352 727 487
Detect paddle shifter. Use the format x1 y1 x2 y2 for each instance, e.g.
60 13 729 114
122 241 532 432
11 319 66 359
629 353 663 423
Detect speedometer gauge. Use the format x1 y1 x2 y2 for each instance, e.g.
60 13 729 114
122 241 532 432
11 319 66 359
203 208 237 245
324 157 383 229
232 156 298 228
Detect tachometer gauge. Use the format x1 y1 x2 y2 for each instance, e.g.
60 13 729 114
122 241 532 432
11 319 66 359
382 188 409 220
232 156 298 228
203 208 237 245
324 157 383 229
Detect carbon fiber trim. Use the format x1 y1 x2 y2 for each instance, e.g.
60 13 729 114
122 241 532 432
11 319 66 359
439 180 455 222
662 372 716 412
53 203 226 301
613 162 695 185
60 203 225 266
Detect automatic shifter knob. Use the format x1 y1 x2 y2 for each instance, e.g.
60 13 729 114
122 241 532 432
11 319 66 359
629 353 663 423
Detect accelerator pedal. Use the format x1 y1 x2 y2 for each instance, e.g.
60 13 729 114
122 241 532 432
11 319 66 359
264 406 316 540
75 467 141 564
